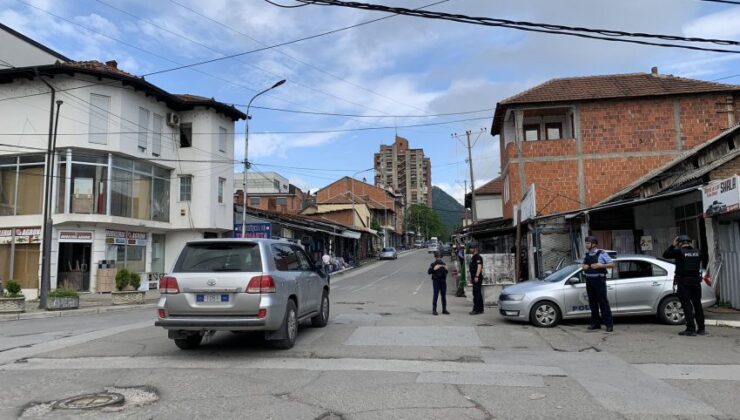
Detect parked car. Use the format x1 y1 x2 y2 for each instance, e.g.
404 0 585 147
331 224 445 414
427 242 439 253
497 254 715 328
439 243 452 256
378 247 398 260
155 239 330 350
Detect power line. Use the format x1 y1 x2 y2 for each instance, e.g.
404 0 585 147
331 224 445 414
699 0 740 4
248 105 494 118
712 73 740 81
298 0 740 54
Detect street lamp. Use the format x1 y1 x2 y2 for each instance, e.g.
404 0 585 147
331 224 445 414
241 79 285 238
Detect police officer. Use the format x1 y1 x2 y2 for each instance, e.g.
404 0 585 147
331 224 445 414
469 242 484 315
663 235 706 336
427 251 450 315
582 236 614 332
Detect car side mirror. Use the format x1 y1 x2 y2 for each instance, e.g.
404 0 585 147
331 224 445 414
566 277 580 285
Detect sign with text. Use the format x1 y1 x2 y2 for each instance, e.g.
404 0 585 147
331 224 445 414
639 236 653 251
702 175 739 217
234 223 271 239
105 229 148 246
0 227 42 244
59 231 93 241
520 184 537 223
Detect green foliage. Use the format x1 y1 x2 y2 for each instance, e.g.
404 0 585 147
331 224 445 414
48 288 79 298
4 280 23 297
115 268 131 291
129 271 142 290
431 186 464 240
405 203 445 240
370 219 382 232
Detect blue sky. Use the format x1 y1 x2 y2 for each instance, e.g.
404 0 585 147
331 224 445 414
2 0 739 203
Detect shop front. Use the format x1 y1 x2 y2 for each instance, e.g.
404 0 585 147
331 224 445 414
0 226 41 295
56 230 93 291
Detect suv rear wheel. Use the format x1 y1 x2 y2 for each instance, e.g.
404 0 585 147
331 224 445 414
529 301 561 328
311 290 329 327
272 300 298 349
174 333 203 350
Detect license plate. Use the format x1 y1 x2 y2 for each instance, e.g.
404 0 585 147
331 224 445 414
196 294 229 303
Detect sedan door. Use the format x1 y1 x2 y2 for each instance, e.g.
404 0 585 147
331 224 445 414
562 268 617 318
613 259 669 313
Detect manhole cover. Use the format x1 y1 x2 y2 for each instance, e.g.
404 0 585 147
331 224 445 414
53 392 125 410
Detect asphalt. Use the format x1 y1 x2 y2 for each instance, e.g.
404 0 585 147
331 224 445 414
3 250 739 328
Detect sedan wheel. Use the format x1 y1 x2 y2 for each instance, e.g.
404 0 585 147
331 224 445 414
659 296 685 325
530 301 561 328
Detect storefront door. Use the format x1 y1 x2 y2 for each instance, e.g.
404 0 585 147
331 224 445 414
57 242 91 291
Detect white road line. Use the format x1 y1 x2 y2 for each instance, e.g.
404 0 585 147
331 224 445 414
0 320 153 366
349 268 401 294
413 278 427 295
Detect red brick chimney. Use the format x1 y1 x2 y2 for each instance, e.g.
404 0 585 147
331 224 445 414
105 60 118 69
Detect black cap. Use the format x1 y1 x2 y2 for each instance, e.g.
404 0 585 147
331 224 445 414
677 235 692 244
585 236 598 244
470 242 479 249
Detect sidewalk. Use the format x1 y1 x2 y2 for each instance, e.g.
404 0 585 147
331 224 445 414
0 291 160 322
704 306 740 328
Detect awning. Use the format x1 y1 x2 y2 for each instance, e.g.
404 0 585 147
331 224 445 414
340 230 362 240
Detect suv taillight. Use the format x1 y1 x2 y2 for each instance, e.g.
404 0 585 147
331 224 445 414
247 275 275 293
160 276 180 294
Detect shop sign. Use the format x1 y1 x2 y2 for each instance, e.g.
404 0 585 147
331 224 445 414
233 223 271 239
0 227 42 244
702 175 739 217
105 229 147 246
59 230 93 241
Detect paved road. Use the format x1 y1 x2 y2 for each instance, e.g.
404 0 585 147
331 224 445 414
2 250 739 419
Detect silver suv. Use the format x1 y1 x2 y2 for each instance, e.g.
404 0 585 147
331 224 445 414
155 239 330 350
498 254 715 328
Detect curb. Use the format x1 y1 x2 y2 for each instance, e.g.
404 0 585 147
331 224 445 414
705 319 740 328
0 303 157 322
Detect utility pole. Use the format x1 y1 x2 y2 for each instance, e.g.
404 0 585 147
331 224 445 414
452 128 486 225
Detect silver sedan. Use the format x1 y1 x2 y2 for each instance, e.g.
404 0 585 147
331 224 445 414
378 247 398 260
498 254 716 328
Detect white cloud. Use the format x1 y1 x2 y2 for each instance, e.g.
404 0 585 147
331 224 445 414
683 7 740 40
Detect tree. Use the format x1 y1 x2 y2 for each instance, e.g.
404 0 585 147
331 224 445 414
405 204 445 240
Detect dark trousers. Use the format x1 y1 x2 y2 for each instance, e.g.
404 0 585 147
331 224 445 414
677 281 705 331
472 280 484 313
586 277 613 328
432 279 447 311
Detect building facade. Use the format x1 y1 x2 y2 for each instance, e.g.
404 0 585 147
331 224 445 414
0 60 245 297
492 69 740 221
233 172 306 214
374 135 432 208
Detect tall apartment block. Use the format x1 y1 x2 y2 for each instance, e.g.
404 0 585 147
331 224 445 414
374 136 432 207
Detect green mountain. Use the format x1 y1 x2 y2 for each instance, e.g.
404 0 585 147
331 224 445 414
432 186 464 235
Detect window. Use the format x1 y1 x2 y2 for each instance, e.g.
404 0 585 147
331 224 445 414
180 123 192 148
616 260 667 279
675 202 702 244
545 122 562 140
152 113 163 156
249 197 261 206
179 175 192 201
523 124 540 141
0 155 45 216
218 127 227 153
138 107 150 152
89 93 110 145
293 246 313 271
218 177 225 204
272 244 300 271
276 197 287 206
70 163 106 214
174 242 262 272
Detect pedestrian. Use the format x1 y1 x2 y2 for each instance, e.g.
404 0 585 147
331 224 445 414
427 251 449 315
469 242 484 315
663 235 705 336
582 236 614 332
455 243 467 297
322 251 332 273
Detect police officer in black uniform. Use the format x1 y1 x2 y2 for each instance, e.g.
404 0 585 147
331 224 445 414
469 242 484 315
583 236 614 332
427 251 450 315
663 235 706 336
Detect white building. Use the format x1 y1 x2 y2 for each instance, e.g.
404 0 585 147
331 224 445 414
465 178 504 223
0 60 245 297
0 22 70 68
234 171 290 195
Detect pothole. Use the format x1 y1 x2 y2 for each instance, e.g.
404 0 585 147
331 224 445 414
21 386 158 417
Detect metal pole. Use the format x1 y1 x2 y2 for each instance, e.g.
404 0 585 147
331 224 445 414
241 79 285 238
40 96 62 308
466 130 478 224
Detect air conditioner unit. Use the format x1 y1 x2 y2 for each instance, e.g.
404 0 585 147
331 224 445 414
166 113 181 127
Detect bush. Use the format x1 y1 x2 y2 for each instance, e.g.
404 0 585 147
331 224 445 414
115 268 131 291
48 288 79 298
129 272 142 290
4 280 23 298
